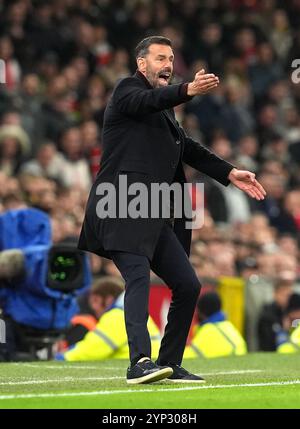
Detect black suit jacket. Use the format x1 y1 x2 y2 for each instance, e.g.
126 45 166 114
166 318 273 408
78 71 234 260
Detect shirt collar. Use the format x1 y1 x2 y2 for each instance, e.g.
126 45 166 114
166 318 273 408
200 310 226 326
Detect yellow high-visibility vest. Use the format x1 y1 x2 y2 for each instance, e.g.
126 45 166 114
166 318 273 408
64 307 161 361
184 320 247 359
277 325 300 354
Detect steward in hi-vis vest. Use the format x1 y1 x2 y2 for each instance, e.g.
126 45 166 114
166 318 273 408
184 292 247 359
55 277 161 361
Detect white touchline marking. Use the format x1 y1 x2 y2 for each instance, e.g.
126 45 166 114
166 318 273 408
199 370 263 376
0 377 123 386
0 370 263 386
101 367 125 370
12 364 105 370
11 365 261 374
0 380 299 400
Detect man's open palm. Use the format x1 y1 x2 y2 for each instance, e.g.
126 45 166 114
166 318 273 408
228 168 266 200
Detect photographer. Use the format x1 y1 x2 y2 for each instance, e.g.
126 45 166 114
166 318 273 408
0 249 25 360
0 208 91 361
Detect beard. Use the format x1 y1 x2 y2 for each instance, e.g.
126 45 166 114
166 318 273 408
145 66 172 88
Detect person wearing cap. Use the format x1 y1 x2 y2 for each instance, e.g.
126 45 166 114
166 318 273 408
184 292 247 359
276 293 300 353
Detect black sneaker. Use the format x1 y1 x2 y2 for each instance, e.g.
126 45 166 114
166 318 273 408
161 363 206 383
126 357 173 385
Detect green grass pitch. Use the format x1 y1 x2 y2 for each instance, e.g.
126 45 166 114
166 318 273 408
0 353 299 409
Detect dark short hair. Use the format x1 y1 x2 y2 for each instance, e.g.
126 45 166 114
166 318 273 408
135 36 172 59
286 293 300 314
197 292 221 318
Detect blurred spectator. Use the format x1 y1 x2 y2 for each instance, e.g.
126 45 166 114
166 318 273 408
0 124 30 175
284 190 300 231
278 234 299 259
59 127 92 191
80 120 102 179
254 172 297 234
55 276 124 354
233 27 257 67
20 142 66 184
277 293 300 353
236 134 259 172
18 73 44 151
0 108 22 127
205 136 252 225
219 77 255 143
92 23 113 70
256 103 284 144
261 134 291 165
270 9 292 63
248 42 284 102
0 35 21 91
257 278 294 351
100 49 130 87
191 22 225 75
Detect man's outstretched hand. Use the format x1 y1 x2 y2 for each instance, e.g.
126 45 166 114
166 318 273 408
228 168 266 201
187 69 219 96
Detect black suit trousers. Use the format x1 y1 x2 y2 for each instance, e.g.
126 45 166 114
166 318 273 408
110 222 201 365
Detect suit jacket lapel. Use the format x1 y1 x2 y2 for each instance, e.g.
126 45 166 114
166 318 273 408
134 70 183 153
162 109 179 130
162 110 184 158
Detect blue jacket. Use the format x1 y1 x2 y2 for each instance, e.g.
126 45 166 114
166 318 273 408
0 208 91 329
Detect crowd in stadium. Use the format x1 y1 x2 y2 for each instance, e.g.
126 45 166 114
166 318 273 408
1 0 300 357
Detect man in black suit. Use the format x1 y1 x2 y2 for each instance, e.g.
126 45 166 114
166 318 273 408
78 36 266 384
